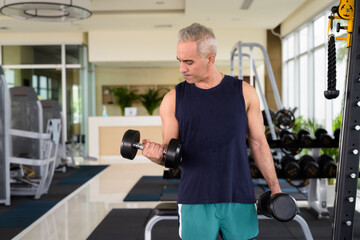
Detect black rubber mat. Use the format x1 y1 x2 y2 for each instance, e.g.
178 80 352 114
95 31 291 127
123 176 307 202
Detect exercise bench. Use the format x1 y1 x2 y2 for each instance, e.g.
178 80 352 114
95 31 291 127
144 202 314 240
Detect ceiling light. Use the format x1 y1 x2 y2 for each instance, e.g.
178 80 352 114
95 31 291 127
0 0 92 22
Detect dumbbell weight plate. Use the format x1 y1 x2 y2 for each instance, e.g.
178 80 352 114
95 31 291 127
120 129 140 160
298 129 314 147
164 139 183 168
318 154 337 178
299 155 319 178
270 193 298 222
257 191 272 218
281 155 301 178
274 109 295 129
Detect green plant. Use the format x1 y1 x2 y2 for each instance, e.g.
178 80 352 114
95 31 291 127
139 88 168 115
321 113 342 161
111 87 138 116
292 116 320 155
293 116 320 137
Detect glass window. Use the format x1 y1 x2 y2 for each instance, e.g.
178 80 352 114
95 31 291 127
5 69 61 101
287 60 295 108
283 38 288 60
4 70 15 88
2 45 61 65
66 68 82 139
314 47 326 125
314 15 326 47
287 34 295 59
299 55 308 118
66 45 81 64
32 75 38 89
1 44 90 144
299 27 308 54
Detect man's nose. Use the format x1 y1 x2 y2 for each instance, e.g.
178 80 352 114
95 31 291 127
179 62 188 73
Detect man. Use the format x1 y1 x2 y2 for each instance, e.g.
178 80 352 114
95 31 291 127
142 23 281 240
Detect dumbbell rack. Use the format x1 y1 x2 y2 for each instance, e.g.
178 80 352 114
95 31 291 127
307 148 331 218
230 41 339 220
266 135 339 218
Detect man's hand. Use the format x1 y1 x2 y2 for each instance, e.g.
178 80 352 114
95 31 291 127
142 139 165 165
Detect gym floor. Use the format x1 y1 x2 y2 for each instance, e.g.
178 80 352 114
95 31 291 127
11 160 360 240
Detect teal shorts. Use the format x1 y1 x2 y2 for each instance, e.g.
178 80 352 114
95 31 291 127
178 203 258 240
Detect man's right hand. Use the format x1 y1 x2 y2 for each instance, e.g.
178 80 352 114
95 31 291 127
141 139 165 165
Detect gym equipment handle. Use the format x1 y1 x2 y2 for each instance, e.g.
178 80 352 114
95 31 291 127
133 142 167 155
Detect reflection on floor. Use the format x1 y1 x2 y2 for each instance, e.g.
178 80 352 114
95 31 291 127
11 159 360 240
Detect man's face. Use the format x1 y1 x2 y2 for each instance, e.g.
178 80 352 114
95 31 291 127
177 41 209 84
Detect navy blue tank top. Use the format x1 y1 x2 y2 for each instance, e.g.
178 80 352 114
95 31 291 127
175 75 256 204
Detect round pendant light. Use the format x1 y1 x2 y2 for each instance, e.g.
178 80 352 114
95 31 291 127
0 0 92 22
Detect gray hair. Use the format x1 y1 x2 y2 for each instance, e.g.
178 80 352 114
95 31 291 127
178 23 217 58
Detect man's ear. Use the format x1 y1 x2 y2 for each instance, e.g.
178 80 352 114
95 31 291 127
207 54 215 64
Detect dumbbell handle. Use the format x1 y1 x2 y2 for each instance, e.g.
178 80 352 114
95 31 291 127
133 143 167 155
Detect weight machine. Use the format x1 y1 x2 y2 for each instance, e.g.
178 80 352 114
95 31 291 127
0 65 62 205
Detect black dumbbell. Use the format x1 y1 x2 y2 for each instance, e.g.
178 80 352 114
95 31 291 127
265 127 279 143
297 129 314 147
315 128 333 147
279 129 296 147
281 155 301 178
333 128 340 145
299 154 319 178
317 154 337 178
279 130 302 155
257 191 298 222
262 109 275 126
120 129 183 168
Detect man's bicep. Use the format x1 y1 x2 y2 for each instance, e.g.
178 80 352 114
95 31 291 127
160 89 179 145
247 91 265 144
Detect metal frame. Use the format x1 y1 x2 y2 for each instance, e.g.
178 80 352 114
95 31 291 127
9 119 61 198
306 149 330 218
332 0 360 238
0 67 10 205
230 42 282 143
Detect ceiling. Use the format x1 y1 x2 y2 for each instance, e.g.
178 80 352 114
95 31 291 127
0 0 307 32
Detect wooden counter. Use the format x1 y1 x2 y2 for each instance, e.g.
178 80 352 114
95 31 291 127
88 116 162 160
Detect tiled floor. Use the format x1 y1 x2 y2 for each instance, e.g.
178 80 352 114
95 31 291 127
13 160 164 240
10 159 360 240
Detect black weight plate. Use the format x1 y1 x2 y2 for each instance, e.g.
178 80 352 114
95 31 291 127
274 109 295 129
270 193 298 222
120 129 140 160
299 155 319 178
315 128 328 139
165 138 182 168
257 191 272 218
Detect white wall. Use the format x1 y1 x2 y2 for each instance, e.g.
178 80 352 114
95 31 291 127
281 0 335 37
0 32 84 44
88 28 267 65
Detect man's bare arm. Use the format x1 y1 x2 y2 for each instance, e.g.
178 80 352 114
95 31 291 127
244 83 281 195
142 89 179 166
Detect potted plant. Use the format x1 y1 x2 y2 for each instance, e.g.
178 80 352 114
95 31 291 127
139 88 168 115
111 87 138 116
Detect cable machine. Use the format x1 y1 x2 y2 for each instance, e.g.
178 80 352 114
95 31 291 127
325 0 360 239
